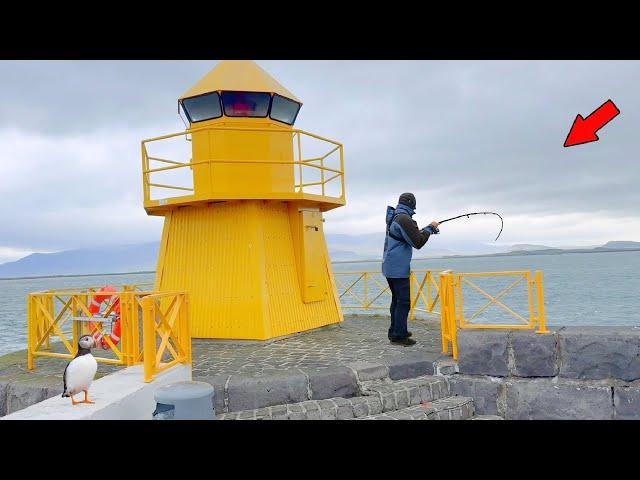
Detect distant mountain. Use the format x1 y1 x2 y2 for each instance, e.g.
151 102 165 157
327 249 368 261
598 241 640 250
0 243 160 278
2 236 638 279
509 244 557 252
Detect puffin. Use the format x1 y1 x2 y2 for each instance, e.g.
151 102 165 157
62 335 98 405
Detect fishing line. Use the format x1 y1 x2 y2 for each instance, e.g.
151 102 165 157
436 212 504 241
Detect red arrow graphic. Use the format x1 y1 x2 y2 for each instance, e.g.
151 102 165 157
564 99 620 147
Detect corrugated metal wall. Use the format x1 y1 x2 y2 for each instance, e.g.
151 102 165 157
155 200 342 339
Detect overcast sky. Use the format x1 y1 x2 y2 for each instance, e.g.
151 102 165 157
0 60 638 263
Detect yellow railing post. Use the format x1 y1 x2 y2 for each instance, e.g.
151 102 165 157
320 157 326 196
181 294 192 365
526 272 536 329
409 271 415 320
339 146 345 200
131 294 141 364
535 271 549 333
142 297 156 383
45 296 52 350
427 271 432 313
119 292 131 366
438 271 458 360
363 272 369 309
71 296 79 353
141 142 149 203
440 272 450 354
27 295 34 371
449 273 458 360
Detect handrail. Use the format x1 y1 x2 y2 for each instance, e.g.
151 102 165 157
438 270 548 360
27 287 190 382
334 270 441 317
334 268 548 362
141 125 344 205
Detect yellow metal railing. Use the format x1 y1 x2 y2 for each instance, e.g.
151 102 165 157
141 126 345 206
333 268 548 361
334 270 443 317
27 287 190 382
439 270 548 360
141 292 191 383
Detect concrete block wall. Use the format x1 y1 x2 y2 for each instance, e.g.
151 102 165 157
196 353 441 414
449 326 640 419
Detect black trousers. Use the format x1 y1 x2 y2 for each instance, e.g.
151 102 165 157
386 277 410 339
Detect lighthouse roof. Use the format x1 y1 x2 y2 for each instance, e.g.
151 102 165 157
180 60 301 103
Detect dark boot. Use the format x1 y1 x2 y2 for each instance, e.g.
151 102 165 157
390 337 416 346
388 331 412 340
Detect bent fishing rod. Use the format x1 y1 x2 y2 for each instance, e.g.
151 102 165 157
432 212 504 241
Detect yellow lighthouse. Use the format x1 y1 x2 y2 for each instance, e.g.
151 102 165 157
140 60 346 340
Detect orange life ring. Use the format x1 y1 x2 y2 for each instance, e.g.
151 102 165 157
88 286 121 350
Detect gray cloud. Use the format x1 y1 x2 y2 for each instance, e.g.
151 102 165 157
0 60 638 262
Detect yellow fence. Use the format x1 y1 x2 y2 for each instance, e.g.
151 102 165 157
439 270 548 360
334 270 443 317
334 268 548 361
27 286 190 382
141 126 345 207
141 292 191 382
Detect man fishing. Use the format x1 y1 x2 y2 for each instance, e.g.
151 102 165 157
382 193 439 346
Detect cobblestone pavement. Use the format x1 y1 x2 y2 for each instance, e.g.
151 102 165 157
191 314 442 377
0 314 442 382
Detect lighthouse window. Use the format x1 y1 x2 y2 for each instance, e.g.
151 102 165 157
270 94 301 125
221 91 270 117
181 92 222 123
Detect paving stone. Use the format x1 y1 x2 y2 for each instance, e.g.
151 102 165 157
299 400 321 420
0 380 8 417
345 361 389 382
305 366 358 400
434 359 458 376
194 374 229 413
511 330 559 377
448 374 502 416
237 410 256 420
254 407 272 420
318 399 338 420
348 397 371 417
383 351 437 380
270 405 288 420
335 398 355 419
286 404 306 420
470 415 504 420
226 371 309 411
559 327 640 381
426 396 474 420
504 378 613 420
394 388 411 409
457 330 509 376
357 396 474 420
6 377 62 415
614 383 640 420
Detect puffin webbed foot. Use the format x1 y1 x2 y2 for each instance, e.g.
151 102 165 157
80 390 95 404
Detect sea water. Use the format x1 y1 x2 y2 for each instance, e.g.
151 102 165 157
0 251 638 356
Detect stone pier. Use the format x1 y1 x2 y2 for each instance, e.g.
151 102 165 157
449 326 640 419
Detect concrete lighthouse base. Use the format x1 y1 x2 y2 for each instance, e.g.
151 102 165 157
154 199 343 340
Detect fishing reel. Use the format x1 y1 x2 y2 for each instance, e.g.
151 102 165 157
425 225 440 235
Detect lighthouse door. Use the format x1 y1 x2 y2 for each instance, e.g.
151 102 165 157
300 210 325 303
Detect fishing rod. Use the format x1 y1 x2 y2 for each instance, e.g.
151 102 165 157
433 212 504 241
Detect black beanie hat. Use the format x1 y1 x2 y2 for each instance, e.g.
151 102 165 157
398 192 416 209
